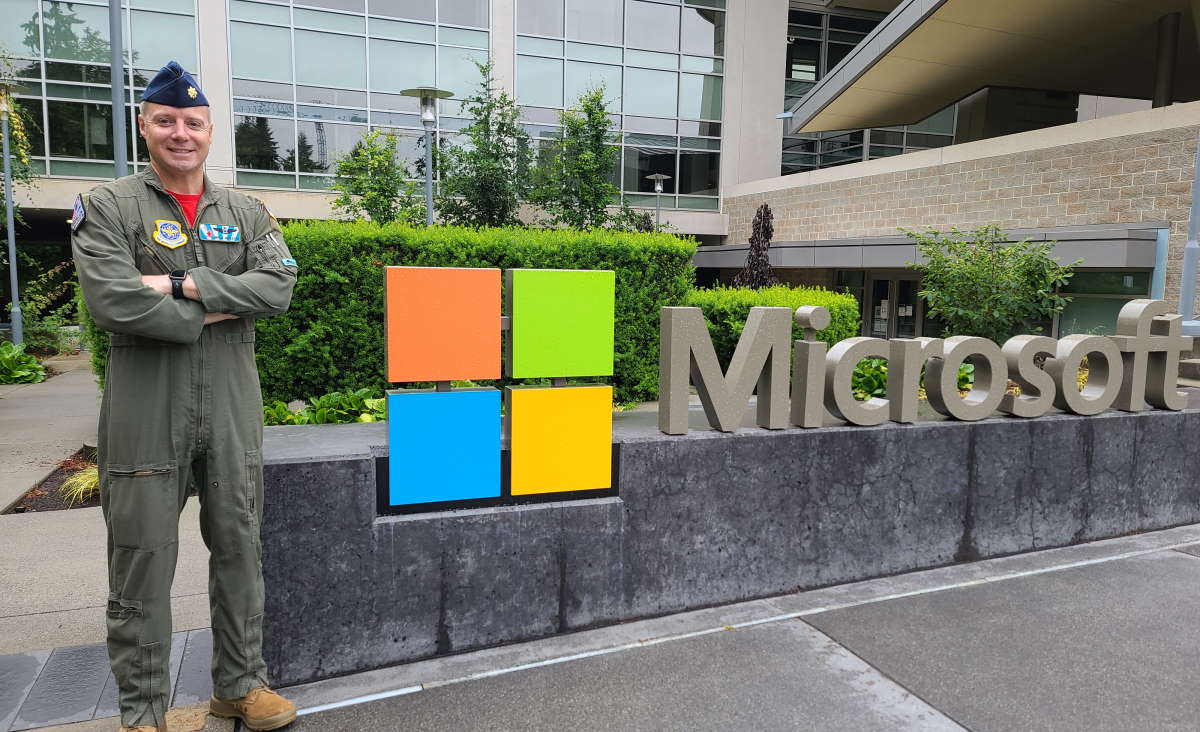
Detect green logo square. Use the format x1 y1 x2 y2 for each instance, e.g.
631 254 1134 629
506 269 615 378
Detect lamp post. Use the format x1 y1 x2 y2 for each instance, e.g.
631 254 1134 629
1 93 21 345
645 173 671 230
400 86 453 226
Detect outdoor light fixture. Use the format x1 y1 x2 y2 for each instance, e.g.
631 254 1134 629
645 173 671 230
0 92 21 345
400 86 454 226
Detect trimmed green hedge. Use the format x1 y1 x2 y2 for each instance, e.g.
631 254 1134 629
684 285 860 367
260 222 694 403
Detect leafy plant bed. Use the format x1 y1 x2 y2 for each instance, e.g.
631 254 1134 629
4 449 99 514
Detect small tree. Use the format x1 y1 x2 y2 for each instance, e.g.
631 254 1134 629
907 224 1077 343
436 61 532 228
732 204 778 288
532 87 621 230
330 129 424 225
0 48 36 229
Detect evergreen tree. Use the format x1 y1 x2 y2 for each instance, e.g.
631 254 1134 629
435 61 532 228
282 132 320 173
732 204 779 288
234 117 281 170
532 87 622 230
330 129 424 225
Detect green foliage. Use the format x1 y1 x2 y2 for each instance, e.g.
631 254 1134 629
330 129 425 225
683 285 860 367
531 87 622 230
852 357 888 401
264 387 387 425
75 284 108 387
906 224 1077 343
59 465 99 505
255 221 696 404
11 255 76 355
436 61 533 228
0 340 45 383
0 49 38 228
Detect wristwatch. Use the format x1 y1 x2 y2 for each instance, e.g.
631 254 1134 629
169 270 187 299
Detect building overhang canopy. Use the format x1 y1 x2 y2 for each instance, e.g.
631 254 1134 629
789 0 1200 134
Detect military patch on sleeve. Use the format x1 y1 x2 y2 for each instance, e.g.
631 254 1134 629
281 258 298 267
70 194 86 232
152 219 188 249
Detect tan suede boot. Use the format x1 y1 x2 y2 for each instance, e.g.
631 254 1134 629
209 686 297 731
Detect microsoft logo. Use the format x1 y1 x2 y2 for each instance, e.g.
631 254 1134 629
384 267 616 511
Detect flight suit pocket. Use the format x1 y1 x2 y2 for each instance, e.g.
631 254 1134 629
244 449 264 526
104 463 179 569
249 232 295 272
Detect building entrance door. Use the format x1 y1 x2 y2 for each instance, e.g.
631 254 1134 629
866 275 921 339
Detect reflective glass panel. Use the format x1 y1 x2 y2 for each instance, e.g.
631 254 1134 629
1062 271 1151 296
680 8 723 57
47 100 112 159
294 8 364 33
370 17 436 41
786 38 818 81
2 0 39 56
299 0 364 11
827 42 853 70
297 86 367 106
625 115 675 134
680 55 721 73
294 120 365 173
370 0 434 20
518 36 564 55
626 1 678 53
370 111 420 126
565 61 620 110
829 15 876 33
229 0 290 24
623 67 676 118
232 78 293 100
298 105 368 123
908 105 956 134
295 30 366 88
369 39 435 92
566 41 621 63
133 0 194 12
230 22 292 82
234 115 296 171
389 131 423 171
518 0 563 36
131 10 197 71
371 92 419 112
439 46 488 98
517 55 563 109
678 73 721 120
439 27 488 48
233 99 294 116
45 62 109 83
677 120 719 136
565 0 621 44
625 50 676 70
623 147 676 192
438 0 487 27
21 102 45 156
677 149 717 194
41 1 108 63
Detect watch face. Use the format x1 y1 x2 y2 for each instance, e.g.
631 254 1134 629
171 270 186 279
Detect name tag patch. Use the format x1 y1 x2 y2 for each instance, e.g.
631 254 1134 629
198 223 241 242
152 219 188 249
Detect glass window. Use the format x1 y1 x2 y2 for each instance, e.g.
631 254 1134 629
677 150 717 195
625 50 676 70
679 74 721 119
295 30 366 88
371 92 419 112
233 99 294 116
370 111 420 126
1059 298 1130 337
229 0 290 25
1062 271 1151 296
298 105 367 123
829 15 877 33
3 0 39 56
678 119 718 136
786 38 819 81
788 10 822 27
45 62 109 84
438 0 487 27
132 0 194 11
439 27 488 48
370 17 435 41
369 39 434 92
827 43 854 71
908 105 956 134
517 55 563 109
680 55 721 73
566 41 622 63
518 36 564 55
234 115 296 171
370 0 434 20
293 121 364 173
230 23 292 82
439 46 487 98
906 132 951 148
294 8 364 33
47 101 112 159
623 147 676 193
20 102 45 156
297 86 368 106
680 8 723 57
565 61 620 110
232 78 293 100
624 67 676 118
626 1 678 53
625 115 675 134
565 0 621 45
41 1 108 63
131 10 197 72
300 0 364 11
518 0 563 36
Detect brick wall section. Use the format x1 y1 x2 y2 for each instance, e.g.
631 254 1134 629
723 124 1198 304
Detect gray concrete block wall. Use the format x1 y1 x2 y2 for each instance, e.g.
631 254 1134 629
260 411 1200 687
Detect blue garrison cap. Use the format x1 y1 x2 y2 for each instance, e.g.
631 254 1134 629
141 61 208 107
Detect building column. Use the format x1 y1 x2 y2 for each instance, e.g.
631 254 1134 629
197 1 235 185
1152 12 1180 108
491 0 517 96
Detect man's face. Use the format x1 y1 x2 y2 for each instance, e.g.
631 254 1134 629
138 102 212 175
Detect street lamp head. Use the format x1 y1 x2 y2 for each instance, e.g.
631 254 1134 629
400 86 453 129
645 172 671 194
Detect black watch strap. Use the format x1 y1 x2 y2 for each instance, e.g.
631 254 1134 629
169 270 187 300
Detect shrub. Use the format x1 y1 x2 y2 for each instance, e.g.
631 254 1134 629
59 465 99 505
76 284 108 387
264 388 386 425
0 341 45 384
684 285 860 367
256 222 695 404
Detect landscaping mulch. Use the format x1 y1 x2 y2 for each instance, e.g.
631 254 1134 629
5 449 99 514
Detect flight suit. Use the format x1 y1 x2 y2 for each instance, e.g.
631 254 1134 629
71 167 297 728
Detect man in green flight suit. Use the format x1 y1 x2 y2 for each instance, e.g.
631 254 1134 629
72 61 298 732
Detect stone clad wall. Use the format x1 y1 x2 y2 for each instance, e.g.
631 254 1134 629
259 409 1200 687
724 119 1198 302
